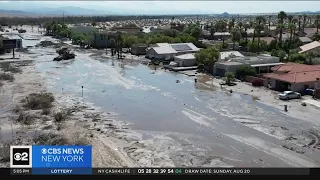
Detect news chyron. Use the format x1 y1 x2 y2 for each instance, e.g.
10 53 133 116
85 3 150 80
10 145 92 175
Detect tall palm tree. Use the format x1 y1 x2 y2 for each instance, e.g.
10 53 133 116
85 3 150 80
292 18 298 38
316 15 320 33
243 23 250 43
302 14 307 32
238 21 243 30
268 15 272 36
231 28 241 50
256 16 266 53
277 11 287 43
288 22 296 50
298 15 302 33
287 15 294 23
249 20 256 43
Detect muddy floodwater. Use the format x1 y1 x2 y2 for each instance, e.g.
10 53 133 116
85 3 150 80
25 43 320 167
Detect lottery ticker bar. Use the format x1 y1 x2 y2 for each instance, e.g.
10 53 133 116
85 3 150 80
8 168 319 175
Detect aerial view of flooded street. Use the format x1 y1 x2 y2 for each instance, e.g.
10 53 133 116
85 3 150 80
1 1 320 171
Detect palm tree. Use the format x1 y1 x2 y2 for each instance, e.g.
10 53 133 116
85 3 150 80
231 28 241 50
210 26 215 40
238 21 243 30
288 22 295 50
278 11 287 43
316 15 320 33
228 18 235 32
298 15 302 33
249 20 256 43
287 15 294 23
303 14 307 32
268 15 272 36
243 23 250 43
256 16 266 53
292 18 298 38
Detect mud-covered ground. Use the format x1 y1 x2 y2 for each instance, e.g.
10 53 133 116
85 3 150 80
1 26 320 168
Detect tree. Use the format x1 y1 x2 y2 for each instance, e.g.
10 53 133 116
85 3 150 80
123 35 139 49
256 16 266 53
209 26 216 40
268 15 272 36
316 15 320 33
277 11 287 43
243 23 250 43
298 15 302 33
235 66 256 79
228 18 235 32
248 40 267 53
224 72 236 85
231 28 241 50
287 15 293 23
195 46 220 66
306 52 315 65
289 53 306 64
303 14 307 32
288 22 296 50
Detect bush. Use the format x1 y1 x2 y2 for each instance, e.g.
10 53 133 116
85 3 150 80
16 112 36 125
236 66 256 79
0 73 14 81
0 141 11 162
22 92 55 110
33 133 69 145
13 105 22 113
224 72 236 85
0 63 22 73
41 108 51 115
252 79 264 87
54 111 66 122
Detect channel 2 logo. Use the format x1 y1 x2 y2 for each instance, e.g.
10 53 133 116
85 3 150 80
10 146 32 168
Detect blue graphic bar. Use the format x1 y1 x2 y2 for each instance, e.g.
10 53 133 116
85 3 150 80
32 168 92 175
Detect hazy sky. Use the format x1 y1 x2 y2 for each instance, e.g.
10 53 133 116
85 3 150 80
1 1 320 14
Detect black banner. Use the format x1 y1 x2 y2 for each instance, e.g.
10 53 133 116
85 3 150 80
1 168 319 175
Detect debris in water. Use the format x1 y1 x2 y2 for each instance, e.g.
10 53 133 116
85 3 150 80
301 103 307 106
176 80 180 83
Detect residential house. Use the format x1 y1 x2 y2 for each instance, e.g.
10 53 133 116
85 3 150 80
248 37 275 45
174 53 196 67
301 28 317 38
214 54 282 76
276 32 290 41
298 41 320 55
264 25 278 37
131 44 148 55
246 28 264 37
263 63 320 92
299 37 313 45
213 32 232 41
146 43 200 60
111 26 143 34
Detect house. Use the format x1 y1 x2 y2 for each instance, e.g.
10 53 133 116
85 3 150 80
214 54 282 76
131 44 148 55
227 42 240 50
146 43 200 60
302 28 317 38
246 28 264 37
219 51 244 61
111 26 143 34
298 41 320 55
264 25 278 37
1 35 23 49
248 37 275 45
299 37 313 44
263 63 320 92
213 32 232 40
276 32 290 41
174 53 196 67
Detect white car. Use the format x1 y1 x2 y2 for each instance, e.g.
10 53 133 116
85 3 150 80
279 91 301 100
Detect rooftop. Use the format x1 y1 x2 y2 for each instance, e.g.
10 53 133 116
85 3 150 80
220 51 244 60
299 41 320 53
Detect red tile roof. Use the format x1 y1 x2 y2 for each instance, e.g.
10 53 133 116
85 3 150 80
264 63 320 83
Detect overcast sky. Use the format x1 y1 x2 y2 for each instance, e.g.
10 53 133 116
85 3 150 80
1 1 320 14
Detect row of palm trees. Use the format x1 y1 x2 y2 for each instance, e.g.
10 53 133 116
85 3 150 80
207 11 320 54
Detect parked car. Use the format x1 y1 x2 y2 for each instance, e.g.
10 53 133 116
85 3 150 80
279 91 301 100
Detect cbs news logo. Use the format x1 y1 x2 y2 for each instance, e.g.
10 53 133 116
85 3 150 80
10 146 32 168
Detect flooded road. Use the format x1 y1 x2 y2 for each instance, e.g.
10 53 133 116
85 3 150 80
26 44 320 167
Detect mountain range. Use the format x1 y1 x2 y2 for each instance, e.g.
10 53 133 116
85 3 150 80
0 1 320 16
